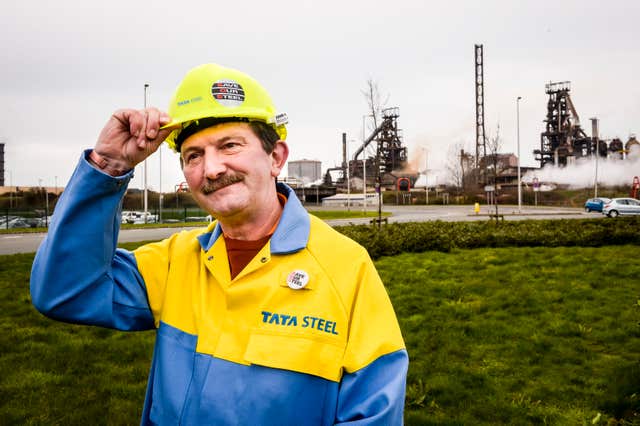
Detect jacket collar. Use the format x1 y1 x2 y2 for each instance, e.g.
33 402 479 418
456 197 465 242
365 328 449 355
197 182 310 254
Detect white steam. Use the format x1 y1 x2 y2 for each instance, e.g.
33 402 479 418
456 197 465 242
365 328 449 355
523 145 640 188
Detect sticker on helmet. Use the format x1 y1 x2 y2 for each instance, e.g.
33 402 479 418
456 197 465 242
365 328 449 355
211 80 245 107
274 112 289 126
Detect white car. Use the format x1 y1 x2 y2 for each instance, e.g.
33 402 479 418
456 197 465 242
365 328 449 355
602 198 640 217
121 211 158 224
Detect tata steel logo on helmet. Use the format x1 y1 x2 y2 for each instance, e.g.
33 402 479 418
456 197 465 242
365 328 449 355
211 80 245 107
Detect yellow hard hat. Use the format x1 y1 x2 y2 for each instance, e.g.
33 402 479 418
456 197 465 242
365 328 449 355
163 63 288 151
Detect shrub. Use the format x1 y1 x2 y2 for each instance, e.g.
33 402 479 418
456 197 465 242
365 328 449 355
336 217 640 259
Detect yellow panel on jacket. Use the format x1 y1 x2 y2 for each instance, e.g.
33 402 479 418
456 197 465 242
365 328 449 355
134 215 405 383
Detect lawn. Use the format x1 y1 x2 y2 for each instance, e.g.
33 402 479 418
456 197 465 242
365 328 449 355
382 246 640 425
0 245 638 425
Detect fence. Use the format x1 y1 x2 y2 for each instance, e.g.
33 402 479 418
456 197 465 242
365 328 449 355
1 206 211 230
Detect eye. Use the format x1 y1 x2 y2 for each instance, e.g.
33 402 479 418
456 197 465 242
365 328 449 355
221 141 239 150
184 152 201 164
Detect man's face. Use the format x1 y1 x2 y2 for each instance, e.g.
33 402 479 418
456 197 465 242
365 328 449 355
180 122 287 220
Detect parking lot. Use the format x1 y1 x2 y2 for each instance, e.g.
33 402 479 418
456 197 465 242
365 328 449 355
0 215 53 229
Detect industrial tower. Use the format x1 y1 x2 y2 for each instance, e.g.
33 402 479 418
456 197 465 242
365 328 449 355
474 44 487 183
535 81 593 167
351 107 408 186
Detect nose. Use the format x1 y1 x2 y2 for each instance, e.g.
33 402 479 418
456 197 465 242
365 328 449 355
202 147 227 180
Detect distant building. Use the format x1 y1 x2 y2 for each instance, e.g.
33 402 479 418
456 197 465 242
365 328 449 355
321 192 379 207
480 153 537 187
288 159 321 185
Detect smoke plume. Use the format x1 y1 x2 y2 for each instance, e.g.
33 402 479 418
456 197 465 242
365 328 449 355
523 145 640 188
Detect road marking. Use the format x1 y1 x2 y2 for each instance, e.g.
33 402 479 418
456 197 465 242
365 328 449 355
1 236 23 240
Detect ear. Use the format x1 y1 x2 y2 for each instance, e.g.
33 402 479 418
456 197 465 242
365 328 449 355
270 140 289 177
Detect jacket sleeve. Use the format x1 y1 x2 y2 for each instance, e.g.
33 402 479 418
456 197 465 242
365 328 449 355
30 150 155 331
335 252 408 425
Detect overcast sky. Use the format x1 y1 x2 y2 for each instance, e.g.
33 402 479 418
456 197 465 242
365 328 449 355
1 0 638 191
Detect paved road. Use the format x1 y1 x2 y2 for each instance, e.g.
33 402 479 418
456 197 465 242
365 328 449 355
0 205 600 255
0 226 201 256
326 204 597 226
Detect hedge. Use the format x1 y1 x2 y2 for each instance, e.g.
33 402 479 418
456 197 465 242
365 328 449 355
335 217 640 259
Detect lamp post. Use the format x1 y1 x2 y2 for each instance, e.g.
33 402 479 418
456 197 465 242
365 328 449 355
362 115 368 213
8 170 12 209
590 117 599 198
346 139 353 212
143 83 149 223
39 178 49 227
516 96 522 213
159 136 163 223
423 147 429 205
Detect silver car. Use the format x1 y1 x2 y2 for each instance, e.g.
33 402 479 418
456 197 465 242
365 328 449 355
602 198 640 217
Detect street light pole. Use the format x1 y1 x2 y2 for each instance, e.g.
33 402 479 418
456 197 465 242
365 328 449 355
362 146 367 213
346 138 351 212
8 170 12 209
143 83 149 224
590 117 599 198
39 178 49 227
516 96 522 213
159 135 163 223
362 115 367 213
423 147 429 205
45 186 49 227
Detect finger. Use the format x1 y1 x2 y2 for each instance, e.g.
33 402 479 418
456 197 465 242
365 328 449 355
154 110 179 145
159 111 180 131
110 109 133 129
142 138 163 156
145 117 175 145
145 108 161 140
135 110 149 147
159 110 172 126
121 109 144 141
155 126 175 145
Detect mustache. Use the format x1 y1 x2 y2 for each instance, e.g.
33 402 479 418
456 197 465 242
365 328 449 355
201 174 244 194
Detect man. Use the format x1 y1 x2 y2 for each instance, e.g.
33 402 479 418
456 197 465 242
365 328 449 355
31 63 408 425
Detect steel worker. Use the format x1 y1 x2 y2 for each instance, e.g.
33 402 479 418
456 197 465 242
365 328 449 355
30 64 408 425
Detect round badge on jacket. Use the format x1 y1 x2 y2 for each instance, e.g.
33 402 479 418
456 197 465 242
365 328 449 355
286 270 309 290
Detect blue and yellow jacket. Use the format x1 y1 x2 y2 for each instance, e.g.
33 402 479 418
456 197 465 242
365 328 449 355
31 151 408 425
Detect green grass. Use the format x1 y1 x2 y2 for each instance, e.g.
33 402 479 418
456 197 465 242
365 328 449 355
382 246 640 425
0 227 47 235
1 246 638 424
0 253 154 424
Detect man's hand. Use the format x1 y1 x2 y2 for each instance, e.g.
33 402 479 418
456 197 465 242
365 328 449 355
92 108 174 176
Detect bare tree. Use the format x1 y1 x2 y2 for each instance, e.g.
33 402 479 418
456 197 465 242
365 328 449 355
486 123 502 218
361 79 390 229
445 142 474 195
361 78 389 130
